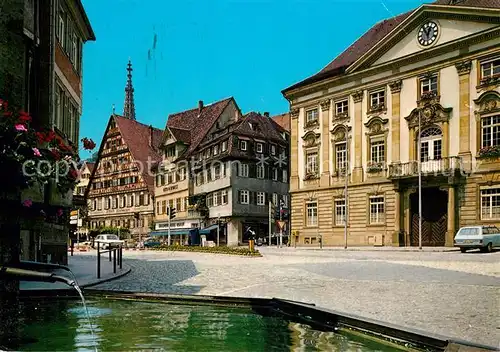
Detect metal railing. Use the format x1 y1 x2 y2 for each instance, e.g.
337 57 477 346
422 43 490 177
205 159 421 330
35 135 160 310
96 242 123 279
388 156 462 178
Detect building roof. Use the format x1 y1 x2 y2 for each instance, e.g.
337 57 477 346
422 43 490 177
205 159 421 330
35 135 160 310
165 97 234 157
113 115 163 193
85 162 95 173
271 113 290 132
282 0 500 93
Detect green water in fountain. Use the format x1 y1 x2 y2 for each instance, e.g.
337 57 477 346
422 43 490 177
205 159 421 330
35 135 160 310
18 299 407 351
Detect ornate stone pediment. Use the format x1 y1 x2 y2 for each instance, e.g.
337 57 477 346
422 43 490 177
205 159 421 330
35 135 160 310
330 125 351 143
364 116 389 136
405 97 452 129
290 108 300 119
474 91 500 116
302 131 321 147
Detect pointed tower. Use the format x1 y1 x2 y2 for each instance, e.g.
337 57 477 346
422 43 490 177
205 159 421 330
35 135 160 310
123 60 136 120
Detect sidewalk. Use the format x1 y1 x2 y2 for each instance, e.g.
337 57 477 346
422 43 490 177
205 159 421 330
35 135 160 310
20 252 131 291
259 246 460 252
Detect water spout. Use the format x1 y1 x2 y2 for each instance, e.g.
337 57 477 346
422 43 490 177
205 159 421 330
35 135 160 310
0 267 75 287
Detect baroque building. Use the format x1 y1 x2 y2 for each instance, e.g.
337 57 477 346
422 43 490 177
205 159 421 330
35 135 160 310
152 98 289 246
282 0 500 247
86 62 163 239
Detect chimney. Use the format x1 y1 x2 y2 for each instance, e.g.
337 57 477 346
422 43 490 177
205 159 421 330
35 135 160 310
263 112 270 117
149 125 153 147
198 100 204 113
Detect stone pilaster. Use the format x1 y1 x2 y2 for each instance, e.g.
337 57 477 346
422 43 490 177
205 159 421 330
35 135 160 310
351 90 364 183
290 108 300 191
320 99 331 187
389 80 402 162
455 60 472 171
446 186 456 247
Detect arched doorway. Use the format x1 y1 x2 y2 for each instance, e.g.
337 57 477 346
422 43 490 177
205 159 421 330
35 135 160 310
419 126 442 173
410 187 447 246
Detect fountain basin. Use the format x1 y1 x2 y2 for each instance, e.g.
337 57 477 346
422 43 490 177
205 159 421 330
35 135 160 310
10 290 499 352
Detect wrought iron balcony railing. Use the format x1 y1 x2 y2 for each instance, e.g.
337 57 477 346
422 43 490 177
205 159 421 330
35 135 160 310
388 156 462 178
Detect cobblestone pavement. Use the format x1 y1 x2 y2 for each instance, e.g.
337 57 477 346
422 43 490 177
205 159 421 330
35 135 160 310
85 248 500 347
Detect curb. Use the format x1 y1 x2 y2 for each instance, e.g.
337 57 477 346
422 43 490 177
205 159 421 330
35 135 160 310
262 247 461 253
81 264 132 289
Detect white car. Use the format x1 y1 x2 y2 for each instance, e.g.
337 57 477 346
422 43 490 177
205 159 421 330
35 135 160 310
454 225 500 253
93 234 124 250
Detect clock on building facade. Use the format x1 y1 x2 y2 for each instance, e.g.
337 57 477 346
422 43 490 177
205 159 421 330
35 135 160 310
418 21 439 47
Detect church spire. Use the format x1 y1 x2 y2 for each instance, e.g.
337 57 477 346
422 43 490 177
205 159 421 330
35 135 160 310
123 60 136 120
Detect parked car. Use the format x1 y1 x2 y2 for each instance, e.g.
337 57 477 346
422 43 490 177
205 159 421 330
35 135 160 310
454 225 500 253
143 238 161 248
93 234 124 250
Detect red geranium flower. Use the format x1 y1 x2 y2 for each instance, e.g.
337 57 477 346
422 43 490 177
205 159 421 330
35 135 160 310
81 137 96 150
50 149 61 160
18 110 31 123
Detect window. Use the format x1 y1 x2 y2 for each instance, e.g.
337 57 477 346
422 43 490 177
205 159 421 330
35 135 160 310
239 164 249 177
156 201 160 214
306 201 318 227
257 192 265 205
240 140 247 151
369 197 385 224
272 193 278 206
214 145 219 155
214 164 221 179
335 100 348 116
112 197 118 209
256 143 263 153
222 141 227 152
282 170 288 183
481 187 500 220
306 109 318 123
480 58 500 79
282 195 288 207
130 194 134 207
257 165 264 179
369 90 385 109
370 139 385 163
240 190 249 204
121 196 126 208
271 144 276 155
481 115 500 148
420 75 438 95
272 168 278 181
306 152 318 175
213 192 219 206
222 190 228 204
335 143 347 171
334 199 346 226
57 9 65 46
176 198 182 211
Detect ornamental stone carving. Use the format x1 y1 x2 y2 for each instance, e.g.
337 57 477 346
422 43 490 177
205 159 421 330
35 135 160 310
405 99 452 129
301 131 321 147
389 80 402 94
320 99 331 111
455 60 472 75
364 116 389 136
330 125 351 143
352 90 364 103
474 91 500 117
290 108 300 119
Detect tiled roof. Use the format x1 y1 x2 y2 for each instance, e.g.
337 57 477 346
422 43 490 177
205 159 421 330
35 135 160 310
114 115 163 193
282 0 500 93
271 113 290 132
234 112 286 142
166 97 234 157
86 162 95 173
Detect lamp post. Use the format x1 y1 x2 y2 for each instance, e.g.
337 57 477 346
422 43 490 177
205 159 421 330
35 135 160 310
418 109 423 250
338 123 350 250
217 213 220 247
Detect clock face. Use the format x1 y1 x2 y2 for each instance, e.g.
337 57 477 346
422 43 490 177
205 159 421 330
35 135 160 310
418 21 439 46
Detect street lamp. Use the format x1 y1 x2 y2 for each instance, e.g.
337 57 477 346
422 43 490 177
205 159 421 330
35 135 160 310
417 110 423 250
337 123 350 250
217 213 220 247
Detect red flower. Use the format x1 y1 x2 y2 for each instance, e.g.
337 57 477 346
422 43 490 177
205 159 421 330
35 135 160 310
35 132 46 143
18 110 31 123
81 137 96 150
50 149 61 160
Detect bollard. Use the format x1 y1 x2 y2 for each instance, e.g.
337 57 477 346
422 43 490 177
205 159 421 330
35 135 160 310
70 240 74 256
119 245 123 269
113 248 116 274
249 239 255 252
109 247 112 262
97 244 101 279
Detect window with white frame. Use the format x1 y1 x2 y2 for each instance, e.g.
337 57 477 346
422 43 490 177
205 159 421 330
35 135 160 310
282 169 288 183
222 141 227 152
240 140 247 151
481 187 500 220
370 139 385 163
480 58 500 79
369 196 385 224
257 165 264 179
257 192 265 205
256 142 263 153
335 143 347 171
213 145 219 155
272 168 278 181
239 163 249 177
420 75 438 95
213 192 220 206
481 115 500 148
222 190 228 204
272 193 278 206
369 90 385 109
213 164 221 179
282 194 288 207
57 9 65 46
306 201 318 227
306 152 318 175
335 100 348 116
271 144 276 155
240 190 249 204
306 109 318 123
334 199 346 226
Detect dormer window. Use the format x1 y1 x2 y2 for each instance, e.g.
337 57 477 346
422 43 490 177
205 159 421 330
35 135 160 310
213 145 219 155
240 140 247 151
256 142 263 153
222 140 227 152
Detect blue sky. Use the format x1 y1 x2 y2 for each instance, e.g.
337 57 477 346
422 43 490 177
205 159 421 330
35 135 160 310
80 0 430 158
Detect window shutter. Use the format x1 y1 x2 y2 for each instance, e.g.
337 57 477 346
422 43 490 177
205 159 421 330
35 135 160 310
237 190 241 203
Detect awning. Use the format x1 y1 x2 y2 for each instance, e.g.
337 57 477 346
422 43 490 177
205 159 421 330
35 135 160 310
199 224 219 235
149 229 192 236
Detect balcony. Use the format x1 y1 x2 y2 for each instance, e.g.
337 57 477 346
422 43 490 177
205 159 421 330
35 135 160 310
388 156 462 179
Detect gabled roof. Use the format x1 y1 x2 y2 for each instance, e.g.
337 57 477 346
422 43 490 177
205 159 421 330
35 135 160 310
271 113 290 132
85 162 95 174
233 112 286 142
282 0 500 94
